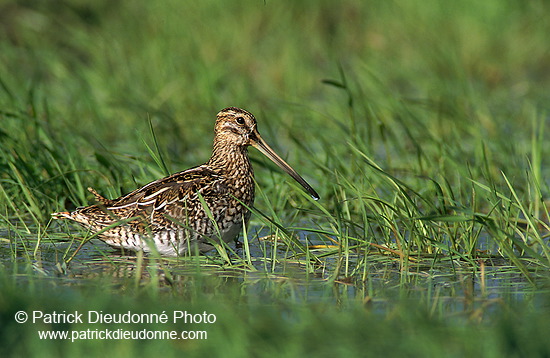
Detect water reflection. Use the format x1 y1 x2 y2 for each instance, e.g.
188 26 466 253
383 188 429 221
0 231 543 322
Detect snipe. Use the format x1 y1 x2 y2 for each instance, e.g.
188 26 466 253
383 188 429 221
52 107 319 256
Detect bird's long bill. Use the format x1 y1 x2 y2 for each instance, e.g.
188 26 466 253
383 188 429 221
251 131 319 200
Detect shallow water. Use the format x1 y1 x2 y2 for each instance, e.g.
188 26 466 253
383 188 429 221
1 225 543 319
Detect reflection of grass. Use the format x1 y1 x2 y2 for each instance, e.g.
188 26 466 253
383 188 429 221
1 265 550 357
1 0 550 355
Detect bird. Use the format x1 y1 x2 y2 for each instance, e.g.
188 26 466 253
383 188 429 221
52 107 319 257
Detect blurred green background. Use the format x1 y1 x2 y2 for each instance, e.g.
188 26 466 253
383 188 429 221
1 0 548 209
1 0 550 356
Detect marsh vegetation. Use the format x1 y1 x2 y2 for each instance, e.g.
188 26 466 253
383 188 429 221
1 1 549 356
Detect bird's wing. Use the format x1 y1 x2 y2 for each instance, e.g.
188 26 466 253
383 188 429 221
79 165 227 228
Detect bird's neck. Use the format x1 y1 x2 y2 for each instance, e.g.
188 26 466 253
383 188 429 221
207 138 252 175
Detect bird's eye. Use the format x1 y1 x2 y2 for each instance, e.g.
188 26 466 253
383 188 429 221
236 116 245 125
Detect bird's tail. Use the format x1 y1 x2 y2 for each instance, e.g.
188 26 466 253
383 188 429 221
51 211 73 220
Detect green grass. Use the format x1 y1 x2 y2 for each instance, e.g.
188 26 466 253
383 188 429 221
1 0 550 356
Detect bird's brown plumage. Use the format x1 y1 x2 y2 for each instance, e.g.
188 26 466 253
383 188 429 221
52 107 318 256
